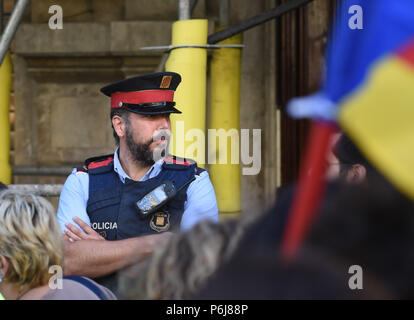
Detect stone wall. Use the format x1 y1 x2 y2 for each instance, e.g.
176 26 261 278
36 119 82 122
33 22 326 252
8 0 278 218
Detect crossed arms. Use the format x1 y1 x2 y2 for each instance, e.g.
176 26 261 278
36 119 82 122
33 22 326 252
63 217 172 278
58 168 217 278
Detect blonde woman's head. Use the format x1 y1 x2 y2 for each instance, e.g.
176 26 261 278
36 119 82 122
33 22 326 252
0 190 63 291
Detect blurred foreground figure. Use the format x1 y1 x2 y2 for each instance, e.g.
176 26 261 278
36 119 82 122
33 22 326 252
305 173 414 299
117 219 245 299
0 190 116 300
197 172 414 299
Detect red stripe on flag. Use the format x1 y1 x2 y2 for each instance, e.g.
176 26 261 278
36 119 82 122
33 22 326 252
396 40 414 68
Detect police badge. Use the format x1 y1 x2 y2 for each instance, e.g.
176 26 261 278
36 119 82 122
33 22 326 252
150 211 170 232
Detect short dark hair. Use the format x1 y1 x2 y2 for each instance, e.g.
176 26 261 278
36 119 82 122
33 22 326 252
110 109 130 145
333 134 368 165
333 134 375 178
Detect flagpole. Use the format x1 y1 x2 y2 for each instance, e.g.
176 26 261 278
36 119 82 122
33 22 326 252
281 120 337 260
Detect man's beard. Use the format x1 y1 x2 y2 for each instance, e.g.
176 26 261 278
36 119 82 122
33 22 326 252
125 126 170 167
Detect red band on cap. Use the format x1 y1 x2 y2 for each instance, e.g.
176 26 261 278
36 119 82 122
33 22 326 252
111 90 174 109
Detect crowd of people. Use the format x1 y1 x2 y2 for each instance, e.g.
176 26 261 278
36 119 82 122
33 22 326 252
2 131 414 300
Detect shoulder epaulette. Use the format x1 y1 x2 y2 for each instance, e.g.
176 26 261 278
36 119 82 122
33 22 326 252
75 165 88 173
195 167 205 176
84 154 114 170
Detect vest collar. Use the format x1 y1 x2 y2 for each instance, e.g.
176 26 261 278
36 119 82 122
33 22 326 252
113 147 163 183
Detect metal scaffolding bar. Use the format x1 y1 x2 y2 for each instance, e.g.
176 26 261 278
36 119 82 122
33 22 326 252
8 184 63 197
219 0 230 27
0 0 29 65
208 0 313 44
178 0 191 20
0 0 3 34
12 166 73 176
190 0 198 15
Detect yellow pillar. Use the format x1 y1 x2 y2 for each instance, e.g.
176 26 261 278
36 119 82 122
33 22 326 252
165 19 208 167
209 30 243 214
0 52 12 184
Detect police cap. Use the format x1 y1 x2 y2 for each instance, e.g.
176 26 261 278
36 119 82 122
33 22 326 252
100 72 182 115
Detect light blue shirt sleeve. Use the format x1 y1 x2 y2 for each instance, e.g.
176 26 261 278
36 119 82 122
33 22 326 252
57 168 91 233
180 170 219 231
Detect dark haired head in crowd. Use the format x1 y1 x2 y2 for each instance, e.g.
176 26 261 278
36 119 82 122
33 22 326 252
0 182 7 191
330 133 376 183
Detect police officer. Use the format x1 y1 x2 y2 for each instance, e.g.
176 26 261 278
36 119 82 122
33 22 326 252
58 72 218 290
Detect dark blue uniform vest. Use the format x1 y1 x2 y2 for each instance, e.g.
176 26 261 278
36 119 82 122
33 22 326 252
79 154 204 294
83 154 203 240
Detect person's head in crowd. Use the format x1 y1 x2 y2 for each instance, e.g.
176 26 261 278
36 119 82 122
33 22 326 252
0 190 63 300
305 173 414 299
328 133 375 183
117 218 245 300
0 189 117 300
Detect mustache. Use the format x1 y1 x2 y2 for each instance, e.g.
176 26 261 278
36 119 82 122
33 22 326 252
152 130 171 142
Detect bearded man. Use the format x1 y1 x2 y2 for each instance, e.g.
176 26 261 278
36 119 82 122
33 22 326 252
57 72 218 292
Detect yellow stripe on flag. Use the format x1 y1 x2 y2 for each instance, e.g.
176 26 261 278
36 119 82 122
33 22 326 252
339 57 414 200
